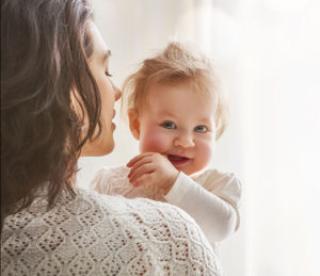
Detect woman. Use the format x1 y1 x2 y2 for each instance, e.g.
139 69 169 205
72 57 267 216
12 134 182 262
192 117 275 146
1 0 221 275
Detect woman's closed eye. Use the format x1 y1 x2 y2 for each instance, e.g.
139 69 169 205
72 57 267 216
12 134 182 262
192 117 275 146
194 125 209 133
105 70 112 77
160 120 176 129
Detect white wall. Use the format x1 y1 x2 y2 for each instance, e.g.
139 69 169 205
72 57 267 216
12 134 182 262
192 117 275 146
77 1 320 275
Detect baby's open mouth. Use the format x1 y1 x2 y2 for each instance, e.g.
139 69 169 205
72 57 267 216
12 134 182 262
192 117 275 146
167 155 191 167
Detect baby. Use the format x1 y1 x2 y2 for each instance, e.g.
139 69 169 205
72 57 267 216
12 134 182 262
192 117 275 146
92 42 241 250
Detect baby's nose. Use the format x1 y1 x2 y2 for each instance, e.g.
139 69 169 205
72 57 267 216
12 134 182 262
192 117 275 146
173 132 195 148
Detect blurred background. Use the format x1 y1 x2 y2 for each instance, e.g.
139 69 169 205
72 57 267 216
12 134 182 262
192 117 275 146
77 0 320 275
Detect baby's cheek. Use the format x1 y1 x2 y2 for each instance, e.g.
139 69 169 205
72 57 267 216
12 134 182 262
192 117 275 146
196 140 214 167
140 130 170 153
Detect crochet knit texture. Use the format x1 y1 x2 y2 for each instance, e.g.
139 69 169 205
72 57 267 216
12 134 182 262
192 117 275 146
1 189 221 275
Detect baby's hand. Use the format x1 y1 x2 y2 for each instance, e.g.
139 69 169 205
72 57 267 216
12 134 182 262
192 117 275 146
127 152 179 195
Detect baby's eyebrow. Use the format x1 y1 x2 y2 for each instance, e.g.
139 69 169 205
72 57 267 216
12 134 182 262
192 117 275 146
194 117 214 126
158 110 177 117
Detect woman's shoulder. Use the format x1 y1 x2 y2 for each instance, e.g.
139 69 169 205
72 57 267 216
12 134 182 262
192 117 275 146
1 189 221 275
77 188 200 226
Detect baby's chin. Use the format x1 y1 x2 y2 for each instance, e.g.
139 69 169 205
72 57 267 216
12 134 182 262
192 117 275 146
173 163 208 176
183 167 208 177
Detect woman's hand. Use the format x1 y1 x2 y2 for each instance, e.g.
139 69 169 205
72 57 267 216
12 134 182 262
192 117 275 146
127 152 179 196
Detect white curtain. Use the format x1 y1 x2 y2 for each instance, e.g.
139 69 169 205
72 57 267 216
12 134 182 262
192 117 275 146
78 1 320 275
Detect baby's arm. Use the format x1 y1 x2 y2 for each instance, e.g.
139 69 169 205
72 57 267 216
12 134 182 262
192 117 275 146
91 166 134 196
127 152 241 244
165 170 241 244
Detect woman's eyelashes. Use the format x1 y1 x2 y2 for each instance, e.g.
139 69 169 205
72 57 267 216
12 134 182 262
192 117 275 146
105 70 112 77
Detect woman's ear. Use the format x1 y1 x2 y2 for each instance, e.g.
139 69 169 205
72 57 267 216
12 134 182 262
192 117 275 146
128 109 140 140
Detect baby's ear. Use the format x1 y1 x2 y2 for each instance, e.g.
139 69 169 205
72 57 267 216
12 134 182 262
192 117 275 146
128 109 140 140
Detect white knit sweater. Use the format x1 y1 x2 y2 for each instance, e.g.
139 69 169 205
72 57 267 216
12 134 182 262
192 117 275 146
92 166 241 248
1 188 222 275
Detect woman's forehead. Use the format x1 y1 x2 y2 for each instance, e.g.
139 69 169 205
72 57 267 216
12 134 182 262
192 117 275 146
88 22 110 61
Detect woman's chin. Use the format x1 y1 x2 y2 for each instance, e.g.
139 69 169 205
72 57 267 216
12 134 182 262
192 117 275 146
80 137 115 157
99 139 115 155
105 142 115 154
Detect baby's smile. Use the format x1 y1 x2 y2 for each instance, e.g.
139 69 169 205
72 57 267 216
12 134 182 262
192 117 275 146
167 154 192 169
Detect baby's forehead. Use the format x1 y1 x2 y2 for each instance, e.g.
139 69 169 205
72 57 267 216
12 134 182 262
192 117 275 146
141 84 216 114
143 81 217 103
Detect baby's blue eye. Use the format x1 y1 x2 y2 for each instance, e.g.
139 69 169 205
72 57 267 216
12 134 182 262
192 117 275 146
161 121 176 129
194 125 209 133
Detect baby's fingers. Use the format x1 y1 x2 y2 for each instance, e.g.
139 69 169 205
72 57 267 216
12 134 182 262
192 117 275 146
129 163 155 186
128 156 154 178
127 152 154 167
131 173 153 187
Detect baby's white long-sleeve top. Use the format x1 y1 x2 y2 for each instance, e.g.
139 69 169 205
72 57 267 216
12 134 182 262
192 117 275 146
92 166 241 247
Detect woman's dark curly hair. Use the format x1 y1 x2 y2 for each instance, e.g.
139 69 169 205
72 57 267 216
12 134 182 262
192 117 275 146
1 0 102 228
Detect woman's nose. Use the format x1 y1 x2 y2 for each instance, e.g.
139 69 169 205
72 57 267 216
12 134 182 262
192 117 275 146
173 132 195 148
112 82 122 101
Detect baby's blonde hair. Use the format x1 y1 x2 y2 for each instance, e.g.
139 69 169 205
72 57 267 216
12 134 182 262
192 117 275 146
122 42 227 139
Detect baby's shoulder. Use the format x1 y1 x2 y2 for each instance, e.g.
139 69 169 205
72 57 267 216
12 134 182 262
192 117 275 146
193 168 239 184
91 165 131 194
94 165 129 180
193 168 242 195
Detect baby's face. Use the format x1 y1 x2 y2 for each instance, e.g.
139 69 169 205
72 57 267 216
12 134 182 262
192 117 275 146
135 82 217 175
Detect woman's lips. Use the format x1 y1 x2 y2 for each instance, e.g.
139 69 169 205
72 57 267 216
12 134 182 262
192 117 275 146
112 110 116 130
167 154 192 167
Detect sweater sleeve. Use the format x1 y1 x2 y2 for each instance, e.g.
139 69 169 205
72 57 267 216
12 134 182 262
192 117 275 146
164 170 241 243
